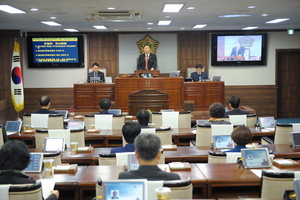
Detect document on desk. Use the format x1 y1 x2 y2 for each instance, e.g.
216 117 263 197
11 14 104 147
250 169 263 178
191 130 196 134
37 179 55 199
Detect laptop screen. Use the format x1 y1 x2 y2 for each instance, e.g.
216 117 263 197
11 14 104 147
90 77 101 83
241 148 271 168
55 110 68 119
213 135 234 149
102 179 147 200
24 153 43 173
259 117 275 129
5 121 22 133
67 120 84 130
290 132 300 147
44 137 65 152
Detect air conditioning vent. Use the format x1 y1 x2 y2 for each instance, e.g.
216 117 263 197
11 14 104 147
85 11 144 22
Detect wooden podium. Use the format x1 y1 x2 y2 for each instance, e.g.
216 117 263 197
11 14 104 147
128 90 169 115
134 70 160 77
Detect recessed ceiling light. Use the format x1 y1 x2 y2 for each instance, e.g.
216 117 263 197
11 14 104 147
163 4 184 13
0 5 25 14
247 5 256 9
261 14 268 17
30 8 38 11
148 28 152 30
93 25 107 29
50 16 57 19
218 14 252 18
41 21 61 26
187 7 195 10
192 24 207 29
242 26 259 30
266 18 290 24
64 29 79 32
180 28 185 29
107 7 115 10
158 20 171 25
164 16 170 18
114 29 118 31
147 22 153 25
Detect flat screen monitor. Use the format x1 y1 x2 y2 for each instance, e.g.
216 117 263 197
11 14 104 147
67 120 84 130
5 121 22 134
212 135 234 149
290 132 300 147
212 76 221 81
108 109 122 115
90 77 101 83
259 117 275 129
55 110 68 119
169 71 180 77
241 148 271 168
211 33 267 66
24 153 43 173
27 35 84 68
44 137 65 152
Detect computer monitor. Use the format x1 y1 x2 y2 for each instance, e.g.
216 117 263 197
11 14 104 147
259 117 275 129
55 110 68 119
67 120 84 130
241 148 271 168
108 109 122 115
290 132 300 147
169 71 180 77
43 137 65 152
5 121 22 134
212 135 234 149
24 153 43 173
212 76 221 81
90 77 101 83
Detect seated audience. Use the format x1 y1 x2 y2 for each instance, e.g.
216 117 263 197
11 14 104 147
224 126 253 152
31 95 57 114
0 140 59 200
225 95 249 117
205 103 231 125
96 98 111 114
118 133 180 180
136 109 150 128
111 122 141 153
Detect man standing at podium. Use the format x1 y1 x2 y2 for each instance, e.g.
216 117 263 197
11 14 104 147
137 44 157 70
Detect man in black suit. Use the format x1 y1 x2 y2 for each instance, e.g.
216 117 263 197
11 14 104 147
225 95 249 117
87 62 105 83
190 64 208 81
137 44 157 70
31 95 57 114
118 133 180 180
230 42 245 57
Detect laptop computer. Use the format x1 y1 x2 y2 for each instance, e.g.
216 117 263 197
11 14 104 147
108 109 122 115
90 77 102 83
241 148 272 168
55 110 68 119
5 121 22 135
67 120 84 130
290 132 300 147
102 179 147 200
212 76 221 81
169 71 180 77
24 153 43 173
43 137 65 152
212 135 234 149
259 117 276 131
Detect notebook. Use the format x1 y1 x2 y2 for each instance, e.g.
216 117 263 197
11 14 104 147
241 148 272 168
24 153 43 173
127 153 139 171
43 137 65 152
67 120 84 130
290 132 300 147
212 135 234 149
102 179 147 200
259 117 275 131
5 121 22 135
55 110 68 119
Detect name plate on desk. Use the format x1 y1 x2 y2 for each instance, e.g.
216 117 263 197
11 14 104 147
273 159 300 169
54 164 78 174
169 162 191 171
162 145 177 151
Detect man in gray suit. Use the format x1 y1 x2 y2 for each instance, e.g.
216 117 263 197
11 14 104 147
118 133 180 180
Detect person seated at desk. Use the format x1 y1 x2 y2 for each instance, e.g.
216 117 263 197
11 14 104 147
118 133 180 180
95 98 111 114
190 64 208 81
87 62 105 83
224 126 253 152
0 140 59 200
137 44 157 70
31 95 57 114
225 95 249 117
136 109 151 128
204 103 231 125
111 122 141 153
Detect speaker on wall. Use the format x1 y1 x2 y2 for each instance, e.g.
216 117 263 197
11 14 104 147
20 29 27 37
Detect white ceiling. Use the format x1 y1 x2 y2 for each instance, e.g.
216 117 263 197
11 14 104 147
0 0 299 32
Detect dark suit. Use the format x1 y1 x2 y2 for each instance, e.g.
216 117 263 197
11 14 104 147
225 108 249 117
230 46 245 57
111 143 135 153
118 165 180 180
0 171 57 200
31 108 57 114
87 71 105 83
190 72 208 81
137 53 157 70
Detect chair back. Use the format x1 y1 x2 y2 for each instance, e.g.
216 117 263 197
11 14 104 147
229 115 247 126
8 182 43 200
195 125 212 146
98 153 117 166
23 113 63 129
35 129 49 149
0 125 4 147
156 130 172 145
70 129 85 147
293 123 300 132
152 111 191 128
246 114 257 127
260 170 294 198
208 150 227 163
274 123 293 144
84 114 124 130
43 152 62 166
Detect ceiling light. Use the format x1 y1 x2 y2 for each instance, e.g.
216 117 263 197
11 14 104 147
50 16 57 19
107 7 115 10
158 20 171 25
261 14 268 17
64 29 79 32
180 28 185 29
192 24 207 29
147 22 153 25
287 29 294 35
187 7 195 10
163 4 184 13
148 28 152 30
114 29 118 31
247 5 256 9
0 5 25 14
164 16 170 18
266 18 290 24
30 8 38 11
242 26 258 30
93 25 107 29
218 14 252 18
41 21 61 26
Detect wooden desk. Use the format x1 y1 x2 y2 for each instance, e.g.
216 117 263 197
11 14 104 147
78 164 207 200
27 166 87 200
